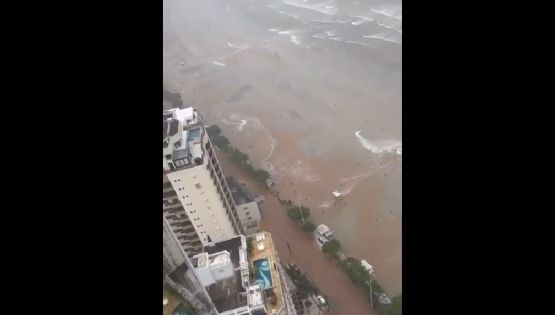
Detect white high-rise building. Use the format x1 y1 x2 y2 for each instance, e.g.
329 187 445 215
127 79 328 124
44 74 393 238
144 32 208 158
163 107 244 263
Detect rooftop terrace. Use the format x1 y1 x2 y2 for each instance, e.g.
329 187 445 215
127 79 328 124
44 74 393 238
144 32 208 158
206 270 247 313
248 231 285 314
163 107 204 172
203 236 249 313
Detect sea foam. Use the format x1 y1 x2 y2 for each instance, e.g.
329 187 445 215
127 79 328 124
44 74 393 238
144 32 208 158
355 130 402 155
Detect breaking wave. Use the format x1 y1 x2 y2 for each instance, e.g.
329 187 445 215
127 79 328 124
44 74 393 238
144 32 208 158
355 130 402 155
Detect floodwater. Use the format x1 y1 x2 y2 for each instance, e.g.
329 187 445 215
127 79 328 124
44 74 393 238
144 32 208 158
164 0 402 297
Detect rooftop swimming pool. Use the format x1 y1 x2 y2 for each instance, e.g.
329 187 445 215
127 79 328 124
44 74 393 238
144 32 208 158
253 258 272 289
187 127 200 140
172 303 192 315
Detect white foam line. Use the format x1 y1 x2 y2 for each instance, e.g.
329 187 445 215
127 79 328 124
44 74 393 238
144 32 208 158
279 10 299 19
350 15 375 22
282 0 338 16
306 19 336 23
226 42 249 49
237 120 247 131
352 19 370 26
225 113 278 175
346 40 371 47
355 130 402 155
262 135 277 175
312 34 327 40
370 8 402 21
363 35 402 45
212 60 226 67
289 35 302 45
376 22 402 34
218 45 251 61
318 155 400 208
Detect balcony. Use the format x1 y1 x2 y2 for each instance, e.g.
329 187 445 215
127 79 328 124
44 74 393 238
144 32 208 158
163 191 178 199
170 221 193 228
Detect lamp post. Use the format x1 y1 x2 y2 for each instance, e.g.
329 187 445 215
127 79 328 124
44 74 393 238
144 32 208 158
368 280 374 309
297 191 304 225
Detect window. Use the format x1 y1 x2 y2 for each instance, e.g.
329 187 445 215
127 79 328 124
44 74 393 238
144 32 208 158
247 216 253 220
245 211 250 216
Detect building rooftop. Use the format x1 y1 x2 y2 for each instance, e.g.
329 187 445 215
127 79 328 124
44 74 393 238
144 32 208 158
163 107 204 172
205 234 243 267
248 231 285 314
205 269 247 313
202 236 249 313
226 176 254 205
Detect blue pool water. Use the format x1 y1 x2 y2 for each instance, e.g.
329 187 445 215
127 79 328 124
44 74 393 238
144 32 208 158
253 258 272 289
173 304 192 315
187 128 200 140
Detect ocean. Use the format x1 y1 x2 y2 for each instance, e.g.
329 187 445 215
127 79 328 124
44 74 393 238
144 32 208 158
164 0 402 295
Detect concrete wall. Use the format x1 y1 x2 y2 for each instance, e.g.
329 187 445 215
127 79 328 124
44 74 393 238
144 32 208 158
236 201 261 231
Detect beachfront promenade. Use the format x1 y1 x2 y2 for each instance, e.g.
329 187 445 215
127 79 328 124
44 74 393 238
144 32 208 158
217 150 376 315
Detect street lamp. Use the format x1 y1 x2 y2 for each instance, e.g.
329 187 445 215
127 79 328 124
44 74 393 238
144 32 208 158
367 280 374 308
296 191 304 225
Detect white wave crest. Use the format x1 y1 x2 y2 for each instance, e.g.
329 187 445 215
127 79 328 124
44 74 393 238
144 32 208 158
279 10 300 19
212 60 226 67
282 0 338 16
370 7 402 21
363 35 402 45
355 130 402 155
222 113 278 175
349 15 375 25
346 40 371 47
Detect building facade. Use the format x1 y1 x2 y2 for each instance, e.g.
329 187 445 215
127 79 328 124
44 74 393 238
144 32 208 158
226 176 262 235
163 107 245 261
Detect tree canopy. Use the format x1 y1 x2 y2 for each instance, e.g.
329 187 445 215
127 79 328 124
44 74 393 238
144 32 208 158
322 239 341 255
301 221 316 232
206 125 222 138
287 205 311 221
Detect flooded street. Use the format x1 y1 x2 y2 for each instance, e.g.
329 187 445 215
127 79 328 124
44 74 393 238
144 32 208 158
164 0 402 298
218 151 377 315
